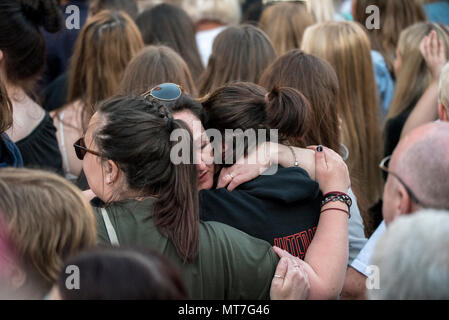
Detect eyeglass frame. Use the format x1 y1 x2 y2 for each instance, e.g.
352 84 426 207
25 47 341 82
141 83 183 102
379 155 426 207
73 137 102 160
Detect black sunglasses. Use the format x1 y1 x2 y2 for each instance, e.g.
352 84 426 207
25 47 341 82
73 137 102 161
142 83 182 102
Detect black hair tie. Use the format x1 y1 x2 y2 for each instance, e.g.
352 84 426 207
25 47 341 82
167 117 173 131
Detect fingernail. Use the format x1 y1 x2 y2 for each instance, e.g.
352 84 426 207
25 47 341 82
317 146 323 152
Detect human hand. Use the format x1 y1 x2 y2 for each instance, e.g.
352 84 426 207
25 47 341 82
306 146 350 194
216 142 273 191
420 30 447 82
270 247 310 300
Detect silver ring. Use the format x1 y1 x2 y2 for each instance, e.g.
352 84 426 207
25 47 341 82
274 275 284 279
228 173 234 180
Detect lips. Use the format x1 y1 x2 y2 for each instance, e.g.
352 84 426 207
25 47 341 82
198 171 209 182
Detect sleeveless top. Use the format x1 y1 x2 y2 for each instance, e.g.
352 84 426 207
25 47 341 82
15 112 63 175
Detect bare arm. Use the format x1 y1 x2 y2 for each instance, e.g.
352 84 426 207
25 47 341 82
341 267 367 300
401 30 447 138
217 142 315 191
273 146 349 300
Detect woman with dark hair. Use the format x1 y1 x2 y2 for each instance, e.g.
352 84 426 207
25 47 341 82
79 92 350 299
0 76 22 168
258 50 368 269
199 24 276 97
55 248 187 300
136 4 204 81
0 0 63 173
260 50 341 153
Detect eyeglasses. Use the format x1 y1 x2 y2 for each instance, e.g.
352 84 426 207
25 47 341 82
379 156 424 206
73 137 102 160
142 83 182 102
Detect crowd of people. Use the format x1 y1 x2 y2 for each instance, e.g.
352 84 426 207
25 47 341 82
1 0 449 300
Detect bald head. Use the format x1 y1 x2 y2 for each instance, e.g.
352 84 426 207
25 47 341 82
391 122 449 209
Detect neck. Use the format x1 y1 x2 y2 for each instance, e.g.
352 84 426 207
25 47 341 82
4 82 28 103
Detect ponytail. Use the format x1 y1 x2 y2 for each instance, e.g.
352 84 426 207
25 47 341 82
152 118 199 263
96 96 200 263
266 86 311 144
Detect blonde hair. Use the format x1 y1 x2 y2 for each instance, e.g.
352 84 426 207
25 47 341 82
388 23 449 120
259 2 315 56
65 10 144 130
0 168 97 295
302 21 383 229
440 62 449 111
307 0 335 22
179 0 241 25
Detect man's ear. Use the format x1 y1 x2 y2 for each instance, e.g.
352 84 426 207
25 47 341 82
0 50 3 62
397 183 413 216
438 103 449 122
104 160 120 185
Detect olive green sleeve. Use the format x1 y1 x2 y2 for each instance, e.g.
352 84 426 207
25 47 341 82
208 222 280 300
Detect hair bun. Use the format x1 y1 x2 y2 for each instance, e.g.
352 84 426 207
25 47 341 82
21 0 62 33
267 85 281 101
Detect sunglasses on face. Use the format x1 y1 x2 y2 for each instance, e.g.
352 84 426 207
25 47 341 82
73 137 102 160
142 83 183 102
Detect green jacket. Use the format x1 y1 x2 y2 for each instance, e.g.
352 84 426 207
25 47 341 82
94 198 279 300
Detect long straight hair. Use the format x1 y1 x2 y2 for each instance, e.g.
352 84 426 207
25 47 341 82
65 10 144 130
353 0 426 75
259 49 341 153
259 2 316 56
199 25 276 97
302 21 383 226
387 23 449 120
95 96 199 263
119 45 198 97
136 4 204 81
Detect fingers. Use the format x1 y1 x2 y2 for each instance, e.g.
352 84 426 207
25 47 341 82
216 168 232 189
272 257 288 287
431 30 438 58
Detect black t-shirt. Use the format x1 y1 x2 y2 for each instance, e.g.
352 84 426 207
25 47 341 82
199 167 321 259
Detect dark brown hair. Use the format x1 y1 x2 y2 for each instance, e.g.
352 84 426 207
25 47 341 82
136 4 204 81
0 0 62 90
259 49 341 152
353 0 426 75
119 46 198 97
0 76 13 133
202 82 311 161
199 25 276 97
58 247 187 300
95 96 199 263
